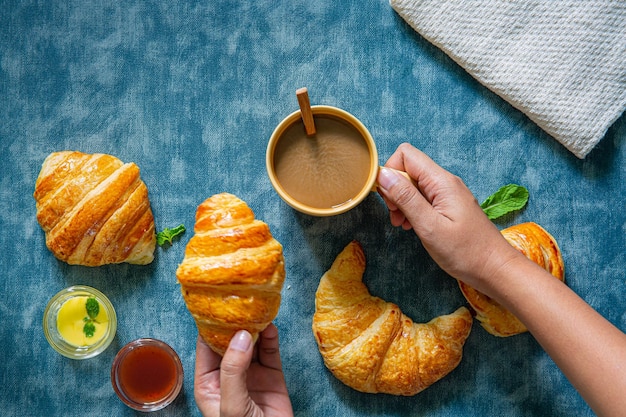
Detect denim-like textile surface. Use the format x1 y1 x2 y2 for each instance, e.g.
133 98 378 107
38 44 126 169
1 1 624 416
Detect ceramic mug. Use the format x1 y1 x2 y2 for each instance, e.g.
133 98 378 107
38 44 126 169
266 105 409 216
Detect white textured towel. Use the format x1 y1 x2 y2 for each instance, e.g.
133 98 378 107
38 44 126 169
391 0 626 158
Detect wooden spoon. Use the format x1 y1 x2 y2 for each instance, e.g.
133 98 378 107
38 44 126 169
296 87 316 136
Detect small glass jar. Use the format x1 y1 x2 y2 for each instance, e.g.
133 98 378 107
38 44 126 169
111 338 184 412
43 285 117 360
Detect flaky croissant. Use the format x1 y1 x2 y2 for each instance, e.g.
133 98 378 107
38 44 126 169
313 241 472 396
458 222 565 337
176 193 285 356
33 151 156 266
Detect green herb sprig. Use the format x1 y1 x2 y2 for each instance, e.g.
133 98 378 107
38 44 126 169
82 297 100 338
156 224 186 246
480 184 529 220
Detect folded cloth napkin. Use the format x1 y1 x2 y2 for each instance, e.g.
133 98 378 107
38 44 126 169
391 0 626 158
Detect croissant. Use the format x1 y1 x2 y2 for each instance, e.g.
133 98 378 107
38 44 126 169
176 193 285 356
458 222 565 337
312 241 472 396
33 151 156 266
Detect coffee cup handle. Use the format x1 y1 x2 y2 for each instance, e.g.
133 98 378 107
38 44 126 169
371 167 416 192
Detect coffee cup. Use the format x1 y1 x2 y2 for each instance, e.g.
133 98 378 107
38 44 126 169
266 105 407 216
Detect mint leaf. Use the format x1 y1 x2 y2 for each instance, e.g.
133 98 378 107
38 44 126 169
157 224 186 246
480 184 529 220
85 297 99 320
82 297 100 338
83 322 96 338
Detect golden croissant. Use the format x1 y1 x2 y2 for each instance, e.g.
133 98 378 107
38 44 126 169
313 241 473 396
33 151 156 266
458 222 565 337
176 193 285 356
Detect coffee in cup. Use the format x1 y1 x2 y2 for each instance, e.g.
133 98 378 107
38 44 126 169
266 105 381 216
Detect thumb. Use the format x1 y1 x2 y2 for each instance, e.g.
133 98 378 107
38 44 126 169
219 330 255 417
378 167 431 229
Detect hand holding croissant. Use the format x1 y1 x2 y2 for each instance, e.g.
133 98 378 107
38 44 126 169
177 193 285 356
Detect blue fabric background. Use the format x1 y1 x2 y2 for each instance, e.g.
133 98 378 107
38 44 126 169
1 1 624 416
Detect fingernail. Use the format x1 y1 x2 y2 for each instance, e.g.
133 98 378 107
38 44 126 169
378 167 401 190
230 330 252 352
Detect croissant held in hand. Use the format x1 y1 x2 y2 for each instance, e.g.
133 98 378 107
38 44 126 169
313 241 472 396
33 151 156 266
458 222 565 337
176 193 285 356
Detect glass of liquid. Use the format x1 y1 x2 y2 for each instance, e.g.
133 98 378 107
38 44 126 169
111 338 184 412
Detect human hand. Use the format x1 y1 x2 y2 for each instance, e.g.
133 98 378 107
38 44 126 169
377 143 521 294
378 145 626 417
194 324 294 417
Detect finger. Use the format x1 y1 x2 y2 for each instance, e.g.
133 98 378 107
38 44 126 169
257 323 283 371
385 143 449 192
195 335 222 379
194 336 222 417
377 166 435 231
388 205 407 228
378 187 407 228
219 330 255 416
